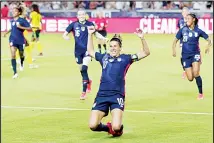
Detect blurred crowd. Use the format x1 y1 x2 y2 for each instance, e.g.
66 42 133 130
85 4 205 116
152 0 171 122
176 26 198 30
1 1 213 18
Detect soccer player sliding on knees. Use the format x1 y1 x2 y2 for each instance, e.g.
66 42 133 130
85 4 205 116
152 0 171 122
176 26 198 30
172 13 212 100
87 26 150 137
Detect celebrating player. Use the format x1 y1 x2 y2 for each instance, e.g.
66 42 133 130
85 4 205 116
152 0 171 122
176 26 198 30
95 10 108 53
3 6 31 78
30 4 43 56
177 7 189 79
63 10 107 99
87 26 150 137
172 13 212 100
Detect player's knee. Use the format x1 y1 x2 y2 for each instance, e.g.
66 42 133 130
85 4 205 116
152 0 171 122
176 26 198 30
112 124 122 132
193 70 199 77
89 122 99 131
187 77 194 82
83 57 91 66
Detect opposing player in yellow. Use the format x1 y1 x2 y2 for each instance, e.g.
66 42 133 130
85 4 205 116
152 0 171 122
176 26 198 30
16 3 38 69
30 4 43 56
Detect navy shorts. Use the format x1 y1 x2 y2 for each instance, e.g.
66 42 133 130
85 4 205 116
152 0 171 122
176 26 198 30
182 53 201 68
10 42 25 51
97 30 107 37
91 94 125 116
32 30 41 38
75 52 90 64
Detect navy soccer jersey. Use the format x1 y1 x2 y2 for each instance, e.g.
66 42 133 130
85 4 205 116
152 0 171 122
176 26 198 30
176 26 208 55
65 20 94 55
9 17 30 45
95 52 134 97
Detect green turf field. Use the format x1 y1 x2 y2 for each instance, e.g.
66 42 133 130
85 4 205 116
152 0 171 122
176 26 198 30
1 33 213 143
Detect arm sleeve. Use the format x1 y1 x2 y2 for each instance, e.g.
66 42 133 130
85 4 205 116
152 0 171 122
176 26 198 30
175 28 182 40
65 22 74 33
95 52 104 62
125 54 135 64
199 29 209 40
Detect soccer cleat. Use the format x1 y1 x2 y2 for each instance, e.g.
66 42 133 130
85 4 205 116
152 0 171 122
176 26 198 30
86 80 92 93
113 130 123 137
12 73 18 79
107 122 115 135
197 94 204 100
182 71 186 79
80 92 87 100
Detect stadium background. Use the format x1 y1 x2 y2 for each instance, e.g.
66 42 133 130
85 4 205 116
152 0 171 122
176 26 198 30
1 1 213 143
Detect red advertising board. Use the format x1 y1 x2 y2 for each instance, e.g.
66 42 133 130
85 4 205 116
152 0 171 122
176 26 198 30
1 18 213 34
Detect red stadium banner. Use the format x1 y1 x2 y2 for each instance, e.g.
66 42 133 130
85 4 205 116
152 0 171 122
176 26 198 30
1 18 213 34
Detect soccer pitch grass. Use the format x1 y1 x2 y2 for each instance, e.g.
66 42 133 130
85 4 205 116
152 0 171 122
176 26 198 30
1 33 213 143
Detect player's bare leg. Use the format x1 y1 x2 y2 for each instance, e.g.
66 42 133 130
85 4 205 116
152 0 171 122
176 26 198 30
89 110 108 132
110 108 124 137
192 62 203 100
185 67 194 82
10 46 18 79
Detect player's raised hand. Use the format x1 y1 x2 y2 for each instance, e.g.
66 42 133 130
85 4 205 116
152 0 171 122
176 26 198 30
134 28 144 39
87 26 96 34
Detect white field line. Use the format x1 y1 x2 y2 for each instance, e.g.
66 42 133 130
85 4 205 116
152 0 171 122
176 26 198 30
1 106 213 116
1 53 73 61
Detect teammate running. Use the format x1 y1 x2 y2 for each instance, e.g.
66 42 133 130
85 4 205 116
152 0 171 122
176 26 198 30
3 6 31 78
87 26 150 137
63 10 107 99
172 13 212 100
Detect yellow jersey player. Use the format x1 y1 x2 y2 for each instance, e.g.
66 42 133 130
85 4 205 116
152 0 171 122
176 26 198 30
30 4 43 56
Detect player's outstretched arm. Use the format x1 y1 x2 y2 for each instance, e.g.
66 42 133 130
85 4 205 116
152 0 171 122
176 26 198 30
87 26 96 58
172 38 179 57
134 28 150 61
